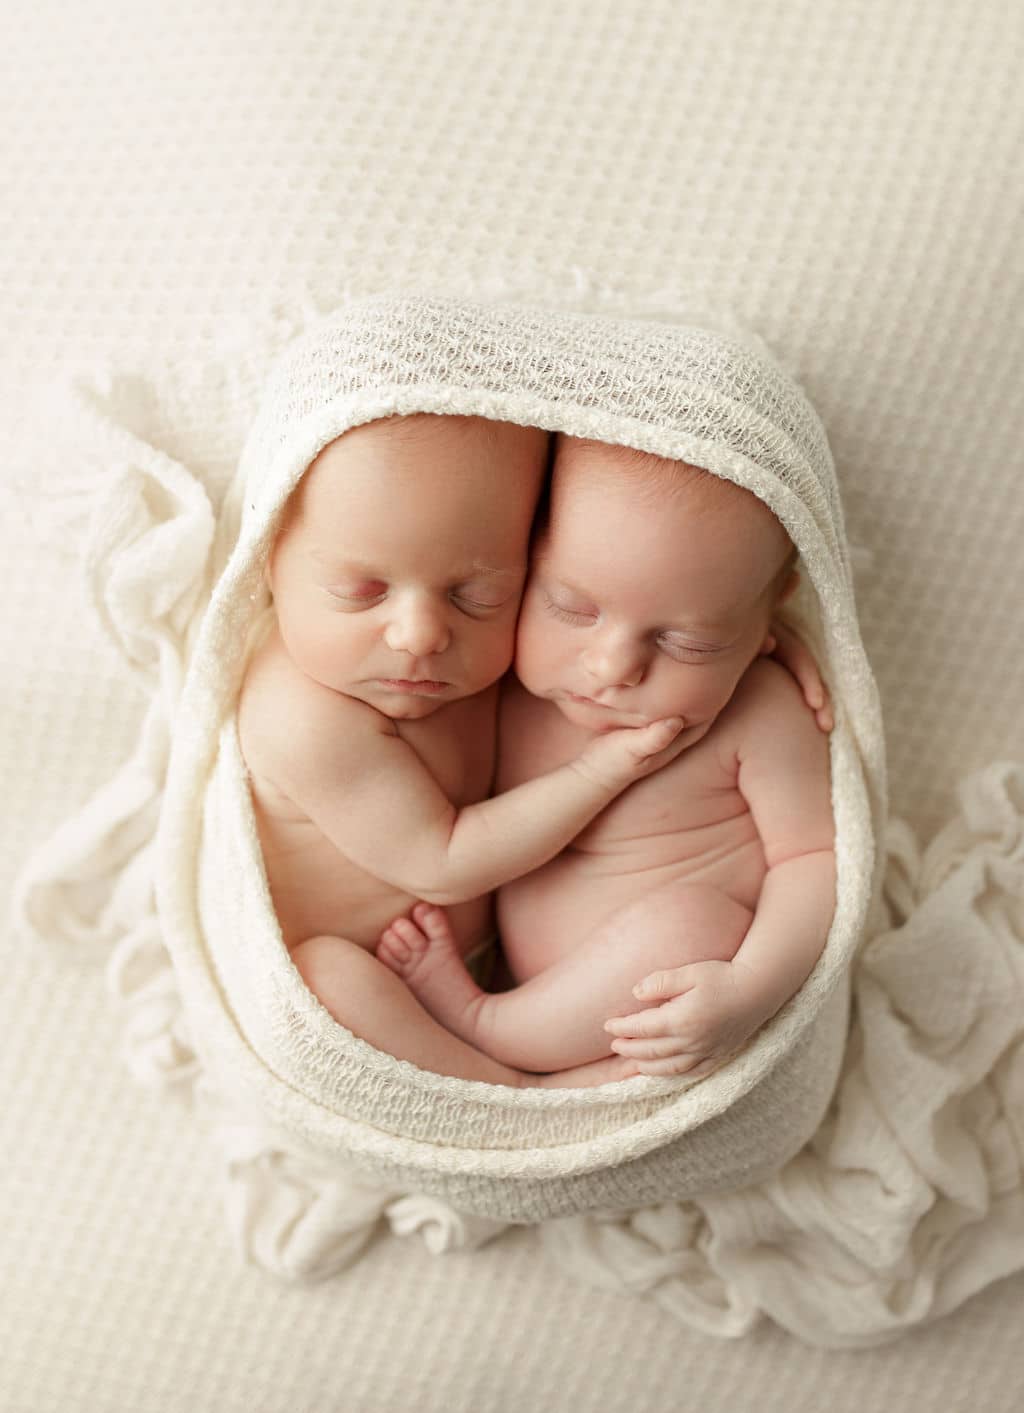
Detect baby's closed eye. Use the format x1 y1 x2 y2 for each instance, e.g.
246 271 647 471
452 582 518 614
542 589 598 624
656 633 726 661
327 580 388 607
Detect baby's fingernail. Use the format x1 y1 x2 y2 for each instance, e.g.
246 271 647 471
632 984 647 998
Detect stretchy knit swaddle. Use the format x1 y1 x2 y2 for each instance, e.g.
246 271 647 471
155 295 882 1220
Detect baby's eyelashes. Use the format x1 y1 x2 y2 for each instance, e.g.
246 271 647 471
326 581 388 608
329 579 387 599
324 581 516 616
656 634 725 662
453 580 519 610
541 589 597 624
451 588 516 617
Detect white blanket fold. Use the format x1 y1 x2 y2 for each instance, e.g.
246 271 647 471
15 296 1024 1346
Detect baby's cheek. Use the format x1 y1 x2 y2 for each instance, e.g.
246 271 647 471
689 668 747 722
511 612 557 687
648 664 723 723
475 615 519 679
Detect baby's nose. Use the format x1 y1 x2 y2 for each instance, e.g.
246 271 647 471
384 595 450 656
583 638 645 688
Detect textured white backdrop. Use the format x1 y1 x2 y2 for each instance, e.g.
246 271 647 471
3 1 1023 1409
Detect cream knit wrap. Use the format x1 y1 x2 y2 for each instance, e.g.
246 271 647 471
155 294 882 1220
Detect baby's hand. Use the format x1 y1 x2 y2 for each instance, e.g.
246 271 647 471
574 717 687 792
764 619 833 732
603 959 767 1079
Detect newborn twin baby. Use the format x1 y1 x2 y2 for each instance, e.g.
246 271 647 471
238 412 836 1089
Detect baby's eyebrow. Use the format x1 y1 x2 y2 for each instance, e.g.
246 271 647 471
310 554 384 576
461 562 522 579
545 573 597 600
310 553 521 581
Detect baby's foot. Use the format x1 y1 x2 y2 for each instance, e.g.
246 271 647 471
378 904 485 1041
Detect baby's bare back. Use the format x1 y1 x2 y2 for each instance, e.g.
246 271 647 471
237 630 497 953
497 672 772 982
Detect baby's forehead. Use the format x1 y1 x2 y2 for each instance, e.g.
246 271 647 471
552 435 771 520
548 435 794 571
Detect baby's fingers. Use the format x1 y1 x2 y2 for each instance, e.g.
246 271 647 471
769 619 833 734
605 1004 676 1038
630 967 693 1004
607 1035 684 1060
634 716 685 758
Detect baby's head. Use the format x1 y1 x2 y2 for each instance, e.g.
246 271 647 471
268 412 548 719
515 436 797 738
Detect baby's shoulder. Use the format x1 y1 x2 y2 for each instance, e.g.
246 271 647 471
237 630 389 784
718 657 822 748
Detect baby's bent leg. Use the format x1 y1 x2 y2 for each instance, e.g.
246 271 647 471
378 904 491 1040
382 884 752 1072
290 934 534 1086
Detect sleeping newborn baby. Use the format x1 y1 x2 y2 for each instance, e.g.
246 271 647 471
378 434 836 1081
237 412 689 1088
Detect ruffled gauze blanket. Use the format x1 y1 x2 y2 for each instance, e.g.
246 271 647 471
15 296 1024 1346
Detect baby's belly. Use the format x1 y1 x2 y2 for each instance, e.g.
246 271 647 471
256 812 492 956
498 820 766 982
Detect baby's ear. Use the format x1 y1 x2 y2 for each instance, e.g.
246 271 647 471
777 569 800 605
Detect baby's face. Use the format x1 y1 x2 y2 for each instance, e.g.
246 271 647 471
269 414 547 720
515 439 794 737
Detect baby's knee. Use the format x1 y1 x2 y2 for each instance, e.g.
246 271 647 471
662 882 753 964
290 934 341 987
290 934 383 1005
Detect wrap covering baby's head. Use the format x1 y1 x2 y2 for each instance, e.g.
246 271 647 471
160 295 883 1220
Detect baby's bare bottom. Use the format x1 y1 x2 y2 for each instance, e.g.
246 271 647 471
380 882 753 1072
289 935 636 1088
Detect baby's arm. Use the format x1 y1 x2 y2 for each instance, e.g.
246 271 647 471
606 661 836 1078
281 683 686 908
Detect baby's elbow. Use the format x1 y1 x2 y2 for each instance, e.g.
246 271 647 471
399 868 470 908
410 881 459 907
765 843 836 878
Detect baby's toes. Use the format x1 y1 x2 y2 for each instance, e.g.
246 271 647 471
410 903 455 944
392 916 431 952
377 926 409 966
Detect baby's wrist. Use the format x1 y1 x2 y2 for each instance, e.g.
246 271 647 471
730 959 789 1027
569 747 627 797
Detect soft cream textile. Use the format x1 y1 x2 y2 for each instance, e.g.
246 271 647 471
15 295 1024 1344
